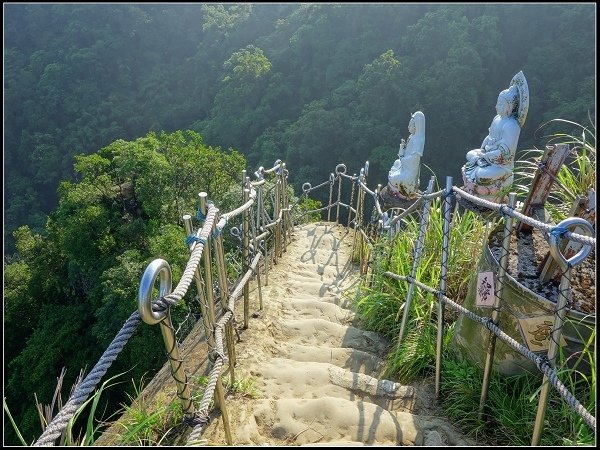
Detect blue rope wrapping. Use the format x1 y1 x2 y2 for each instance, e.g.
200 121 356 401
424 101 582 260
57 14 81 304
211 227 221 239
185 235 206 247
197 209 206 221
550 225 570 237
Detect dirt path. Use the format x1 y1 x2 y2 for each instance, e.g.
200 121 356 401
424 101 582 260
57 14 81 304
196 223 475 446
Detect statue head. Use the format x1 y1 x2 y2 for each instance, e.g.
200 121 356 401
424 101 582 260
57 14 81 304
496 85 519 118
409 111 425 136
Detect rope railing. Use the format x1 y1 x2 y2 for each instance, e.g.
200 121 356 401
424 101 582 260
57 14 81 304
452 186 596 246
383 271 596 431
32 159 293 446
33 155 594 446
186 253 262 444
33 206 218 447
300 160 595 445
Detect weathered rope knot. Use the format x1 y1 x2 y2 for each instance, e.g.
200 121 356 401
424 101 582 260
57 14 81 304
498 204 512 217
535 354 552 373
484 317 497 332
214 349 228 364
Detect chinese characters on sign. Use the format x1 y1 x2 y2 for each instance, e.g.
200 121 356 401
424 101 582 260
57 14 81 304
476 271 495 307
517 316 567 352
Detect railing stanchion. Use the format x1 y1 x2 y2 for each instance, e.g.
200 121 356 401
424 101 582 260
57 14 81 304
212 210 237 386
531 218 594 445
397 177 435 344
183 211 216 355
282 163 291 248
348 173 356 227
242 187 250 329
274 171 281 263
197 194 232 445
138 259 194 421
327 173 334 223
436 176 453 398
479 193 517 418
336 173 342 225
249 196 264 311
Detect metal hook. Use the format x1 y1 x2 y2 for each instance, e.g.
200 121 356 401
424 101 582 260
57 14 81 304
230 226 242 240
254 166 265 180
548 217 595 271
329 173 335 184
138 259 172 325
364 161 369 177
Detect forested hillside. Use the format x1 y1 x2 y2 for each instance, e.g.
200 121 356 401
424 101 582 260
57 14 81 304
3 3 595 445
5 4 595 253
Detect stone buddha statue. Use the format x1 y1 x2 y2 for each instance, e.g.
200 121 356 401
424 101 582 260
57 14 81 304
462 71 529 203
379 111 425 209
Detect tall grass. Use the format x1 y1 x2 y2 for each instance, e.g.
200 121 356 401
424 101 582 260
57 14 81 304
116 376 185 446
353 188 488 382
4 371 124 446
440 326 595 446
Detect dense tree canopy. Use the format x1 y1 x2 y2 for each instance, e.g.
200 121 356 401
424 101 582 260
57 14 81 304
3 3 595 444
4 3 595 252
4 131 244 444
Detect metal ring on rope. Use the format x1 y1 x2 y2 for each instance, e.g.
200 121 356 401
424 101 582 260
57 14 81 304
335 163 347 175
302 182 312 194
138 259 172 325
329 173 335 184
548 218 595 271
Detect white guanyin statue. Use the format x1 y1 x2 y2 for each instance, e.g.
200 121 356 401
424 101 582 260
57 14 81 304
462 71 529 203
379 111 425 208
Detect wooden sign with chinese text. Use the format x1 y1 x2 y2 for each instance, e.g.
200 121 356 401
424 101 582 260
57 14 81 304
517 316 567 352
475 271 495 307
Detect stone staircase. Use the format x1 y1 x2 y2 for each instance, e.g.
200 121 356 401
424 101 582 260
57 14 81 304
200 223 474 446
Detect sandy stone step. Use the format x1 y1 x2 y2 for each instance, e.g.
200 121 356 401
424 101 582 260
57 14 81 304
249 358 417 412
267 277 350 299
274 318 390 356
261 284 353 309
280 264 352 284
279 297 355 324
249 397 474 446
273 342 384 375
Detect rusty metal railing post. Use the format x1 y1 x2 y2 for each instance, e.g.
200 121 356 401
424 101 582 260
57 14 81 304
531 217 594 445
138 259 194 421
479 192 517 418
212 209 237 386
